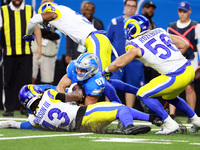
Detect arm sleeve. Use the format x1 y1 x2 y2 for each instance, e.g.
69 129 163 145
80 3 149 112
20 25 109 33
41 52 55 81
27 14 43 35
55 93 66 102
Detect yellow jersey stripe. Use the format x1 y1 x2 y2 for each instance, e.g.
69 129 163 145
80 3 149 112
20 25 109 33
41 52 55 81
2 6 11 55
25 5 32 54
14 10 22 55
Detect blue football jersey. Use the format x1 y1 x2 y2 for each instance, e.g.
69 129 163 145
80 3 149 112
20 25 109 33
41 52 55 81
81 72 105 96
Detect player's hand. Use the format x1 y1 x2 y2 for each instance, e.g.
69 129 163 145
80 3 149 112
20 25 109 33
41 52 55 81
22 35 35 42
102 70 113 77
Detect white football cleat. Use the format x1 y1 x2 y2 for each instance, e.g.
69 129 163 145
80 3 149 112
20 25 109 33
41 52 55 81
156 116 179 135
190 125 200 133
0 121 12 128
189 114 200 133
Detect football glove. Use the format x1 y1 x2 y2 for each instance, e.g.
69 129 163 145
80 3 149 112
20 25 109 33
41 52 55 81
102 70 113 77
22 35 35 42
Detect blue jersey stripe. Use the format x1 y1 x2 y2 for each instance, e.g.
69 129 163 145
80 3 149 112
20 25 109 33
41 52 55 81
84 106 118 116
90 34 102 71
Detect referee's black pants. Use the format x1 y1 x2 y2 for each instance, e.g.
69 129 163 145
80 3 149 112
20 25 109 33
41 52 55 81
2 54 32 112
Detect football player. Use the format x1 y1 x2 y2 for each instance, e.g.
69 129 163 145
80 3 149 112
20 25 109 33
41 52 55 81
23 1 112 72
102 14 200 134
0 84 162 135
57 52 140 106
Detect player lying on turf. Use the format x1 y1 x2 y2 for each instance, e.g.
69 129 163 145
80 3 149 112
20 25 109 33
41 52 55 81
102 14 200 134
0 84 163 135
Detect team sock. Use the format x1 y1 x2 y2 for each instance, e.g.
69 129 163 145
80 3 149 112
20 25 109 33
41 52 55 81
166 97 195 118
109 79 138 94
139 96 169 120
104 80 122 103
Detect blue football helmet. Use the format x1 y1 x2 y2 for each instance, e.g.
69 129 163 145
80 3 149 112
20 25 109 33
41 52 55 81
19 85 43 109
75 53 99 81
124 14 150 40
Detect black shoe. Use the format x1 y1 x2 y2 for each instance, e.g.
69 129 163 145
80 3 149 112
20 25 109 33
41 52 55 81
170 114 176 120
113 120 125 133
149 114 163 127
20 107 29 117
124 125 151 135
3 111 14 117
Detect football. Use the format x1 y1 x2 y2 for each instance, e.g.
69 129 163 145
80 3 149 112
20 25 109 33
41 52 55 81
72 83 86 105
194 66 200 81
72 83 83 91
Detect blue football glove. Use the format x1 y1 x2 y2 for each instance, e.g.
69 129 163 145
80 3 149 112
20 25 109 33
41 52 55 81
102 70 113 77
22 35 35 42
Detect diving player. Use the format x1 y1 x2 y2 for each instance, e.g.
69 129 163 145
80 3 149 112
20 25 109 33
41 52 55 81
102 14 200 134
23 1 112 72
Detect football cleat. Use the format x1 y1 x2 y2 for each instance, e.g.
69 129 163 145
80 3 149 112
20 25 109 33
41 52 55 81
190 125 200 133
156 118 179 135
124 125 151 135
113 120 125 134
0 121 12 128
189 115 200 133
149 114 163 127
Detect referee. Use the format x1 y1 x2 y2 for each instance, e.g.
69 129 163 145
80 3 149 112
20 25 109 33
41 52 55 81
0 0 42 116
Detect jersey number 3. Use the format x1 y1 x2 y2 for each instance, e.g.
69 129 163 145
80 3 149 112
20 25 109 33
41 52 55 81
42 108 70 129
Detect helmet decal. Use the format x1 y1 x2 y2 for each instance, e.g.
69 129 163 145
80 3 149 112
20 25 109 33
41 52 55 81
38 2 61 21
124 15 150 40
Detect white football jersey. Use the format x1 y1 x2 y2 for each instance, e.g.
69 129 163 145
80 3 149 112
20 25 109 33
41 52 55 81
126 28 188 74
28 89 80 131
48 5 97 45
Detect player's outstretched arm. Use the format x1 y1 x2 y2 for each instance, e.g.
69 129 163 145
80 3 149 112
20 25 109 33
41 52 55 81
105 48 140 73
26 12 57 36
26 14 43 36
169 33 189 54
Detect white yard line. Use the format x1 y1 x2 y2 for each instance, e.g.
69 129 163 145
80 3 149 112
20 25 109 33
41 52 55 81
0 133 93 140
0 117 27 121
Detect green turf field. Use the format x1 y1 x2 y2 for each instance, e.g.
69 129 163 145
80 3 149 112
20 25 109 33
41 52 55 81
0 111 200 150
